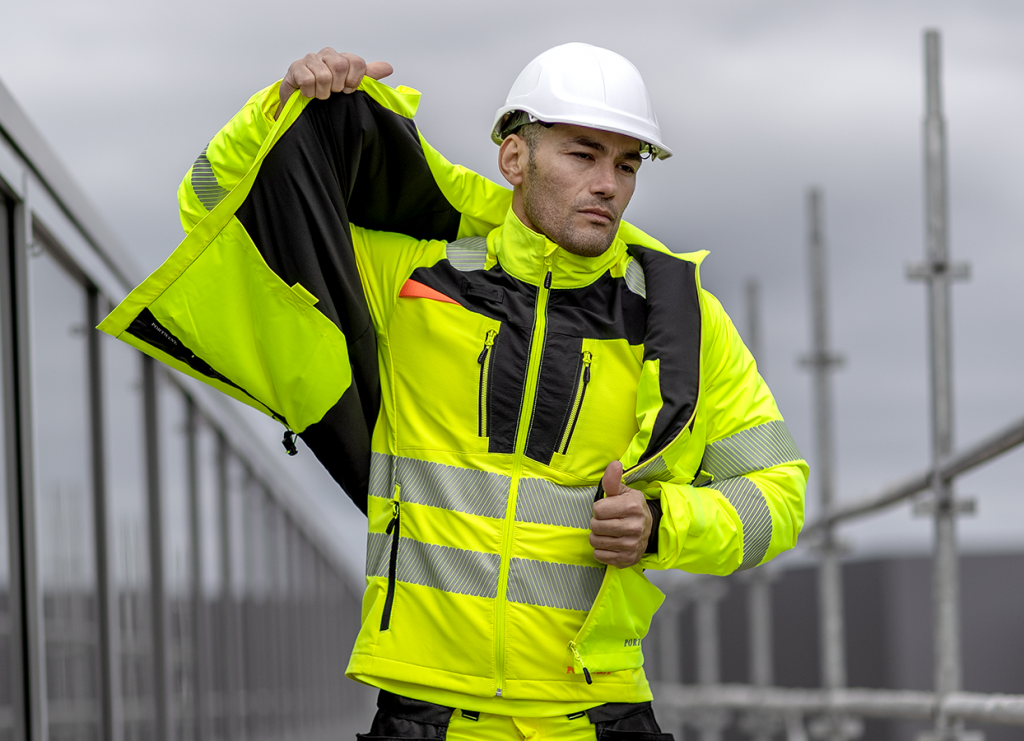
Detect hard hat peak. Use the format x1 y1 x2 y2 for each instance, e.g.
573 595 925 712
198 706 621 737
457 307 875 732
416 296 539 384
492 42 671 160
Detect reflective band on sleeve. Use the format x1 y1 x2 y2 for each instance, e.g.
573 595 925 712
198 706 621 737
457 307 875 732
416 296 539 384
623 455 674 486
446 236 489 272
191 145 229 211
507 558 605 612
703 420 802 481
367 453 509 520
715 476 773 571
515 478 597 530
623 258 647 299
366 532 500 599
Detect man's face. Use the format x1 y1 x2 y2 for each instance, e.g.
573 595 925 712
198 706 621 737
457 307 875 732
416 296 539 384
514 124 642 257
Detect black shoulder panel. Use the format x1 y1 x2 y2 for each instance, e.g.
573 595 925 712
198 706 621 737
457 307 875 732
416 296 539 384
627 246 702 462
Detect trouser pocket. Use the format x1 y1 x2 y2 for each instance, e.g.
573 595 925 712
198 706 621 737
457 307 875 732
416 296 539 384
356 690 456 740
586 701 675 741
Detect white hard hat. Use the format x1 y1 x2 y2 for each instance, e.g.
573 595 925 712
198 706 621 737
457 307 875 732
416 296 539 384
491 42 672 160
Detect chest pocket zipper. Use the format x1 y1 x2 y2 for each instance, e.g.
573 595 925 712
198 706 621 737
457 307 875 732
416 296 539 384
477 330 497 437
380 492 401 631
558 351 593 455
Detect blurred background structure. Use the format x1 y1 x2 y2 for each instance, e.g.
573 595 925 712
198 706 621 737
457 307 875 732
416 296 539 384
2 2 1024 741
0 70 373 740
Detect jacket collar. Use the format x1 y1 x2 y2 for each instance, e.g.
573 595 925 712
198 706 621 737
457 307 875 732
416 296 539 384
492 208 625 289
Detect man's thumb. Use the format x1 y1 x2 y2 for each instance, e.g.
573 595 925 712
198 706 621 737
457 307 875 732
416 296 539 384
366 61 394 81
601 461 625 497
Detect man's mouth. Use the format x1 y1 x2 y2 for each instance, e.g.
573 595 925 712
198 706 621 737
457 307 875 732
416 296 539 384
579 208 615 224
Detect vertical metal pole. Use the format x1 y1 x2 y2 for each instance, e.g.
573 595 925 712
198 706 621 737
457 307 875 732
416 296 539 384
806 188 846 695
692 578 727 741
906 29 971 741
12 187 47 741
187 400 207 741
2 191 30 741
801 189 858 741
142 358 170 741
88 291 123 741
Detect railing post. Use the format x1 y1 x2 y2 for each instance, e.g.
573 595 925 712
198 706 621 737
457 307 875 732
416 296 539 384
740 568 784 741
907 29 976 741
689 578 729 741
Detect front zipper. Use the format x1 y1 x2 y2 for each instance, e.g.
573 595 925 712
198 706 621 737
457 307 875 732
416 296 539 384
494 267 553 696
379 487 401 631
477 329 497 437
557 350 593 455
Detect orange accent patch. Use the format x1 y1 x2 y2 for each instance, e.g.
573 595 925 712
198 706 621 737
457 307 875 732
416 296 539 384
398 279 459 305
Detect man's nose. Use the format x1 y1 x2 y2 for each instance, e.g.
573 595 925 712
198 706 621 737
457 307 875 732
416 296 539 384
590 162 617 197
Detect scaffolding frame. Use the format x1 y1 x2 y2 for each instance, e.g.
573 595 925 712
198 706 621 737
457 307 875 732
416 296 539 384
652 29 1020 741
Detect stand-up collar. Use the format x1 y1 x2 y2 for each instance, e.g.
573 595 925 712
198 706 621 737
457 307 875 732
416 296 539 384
492 208 625 289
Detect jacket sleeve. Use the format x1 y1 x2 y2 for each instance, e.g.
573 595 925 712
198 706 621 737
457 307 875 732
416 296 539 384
641 291 808 575
178 83 281 233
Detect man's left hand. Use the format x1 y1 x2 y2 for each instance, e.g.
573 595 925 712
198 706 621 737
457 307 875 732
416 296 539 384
590 461 652 567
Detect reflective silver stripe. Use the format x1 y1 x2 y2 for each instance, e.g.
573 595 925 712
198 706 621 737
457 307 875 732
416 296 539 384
368 453 509 520
507 558 605 612
624 258 647 299
703 420 802 481
191 145 229 211
623 454 673 485
446 237 488 272
366 528 390 578
515 478 596 530
366 532 500 599
715 476 773 571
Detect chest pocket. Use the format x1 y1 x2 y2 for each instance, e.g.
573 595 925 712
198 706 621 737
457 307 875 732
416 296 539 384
387 294 503 455
546 338 642 479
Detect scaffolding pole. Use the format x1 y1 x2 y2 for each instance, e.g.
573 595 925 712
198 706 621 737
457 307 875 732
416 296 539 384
907 28 974 741
800 188 857 741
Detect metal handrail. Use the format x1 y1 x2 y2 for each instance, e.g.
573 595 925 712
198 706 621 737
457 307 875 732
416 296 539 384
653 684 1024 727
803 412 1024 534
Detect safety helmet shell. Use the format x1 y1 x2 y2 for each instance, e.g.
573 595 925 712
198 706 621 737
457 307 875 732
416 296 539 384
491 42 672 160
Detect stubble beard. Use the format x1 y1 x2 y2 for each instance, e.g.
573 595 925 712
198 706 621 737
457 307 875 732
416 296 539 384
522 156 618 258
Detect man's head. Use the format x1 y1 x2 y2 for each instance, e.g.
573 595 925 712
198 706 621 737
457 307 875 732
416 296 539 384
492 43 671 257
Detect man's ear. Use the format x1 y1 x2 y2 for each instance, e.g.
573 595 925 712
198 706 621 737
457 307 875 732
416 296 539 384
498 135 527 186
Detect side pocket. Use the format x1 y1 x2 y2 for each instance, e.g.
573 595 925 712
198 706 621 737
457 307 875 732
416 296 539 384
568 566 665 680
379 490 402 631
587 701 674 741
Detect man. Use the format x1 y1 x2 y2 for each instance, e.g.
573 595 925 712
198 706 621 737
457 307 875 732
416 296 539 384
101 43 807 740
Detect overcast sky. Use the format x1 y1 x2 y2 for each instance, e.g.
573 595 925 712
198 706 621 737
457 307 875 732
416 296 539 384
2 0 1023 573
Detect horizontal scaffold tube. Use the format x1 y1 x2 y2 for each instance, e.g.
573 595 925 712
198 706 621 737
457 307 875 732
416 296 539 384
802 413 1024 533
651 683 1024 726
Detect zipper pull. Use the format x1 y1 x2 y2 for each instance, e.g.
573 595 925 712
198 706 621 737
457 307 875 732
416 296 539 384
582 351 593 383
544 271 552 289
281 429 298 456
568 642 593 685
478 329 497 363
386 499 400 534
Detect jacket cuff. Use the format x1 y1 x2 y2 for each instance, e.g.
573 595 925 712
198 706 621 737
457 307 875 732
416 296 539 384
645 498 662 554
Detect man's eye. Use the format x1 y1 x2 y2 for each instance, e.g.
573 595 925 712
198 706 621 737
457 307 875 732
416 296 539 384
571 151 593 161
619 164 637 174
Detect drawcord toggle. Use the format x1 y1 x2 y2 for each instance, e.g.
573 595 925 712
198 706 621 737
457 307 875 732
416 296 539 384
282 429 298 456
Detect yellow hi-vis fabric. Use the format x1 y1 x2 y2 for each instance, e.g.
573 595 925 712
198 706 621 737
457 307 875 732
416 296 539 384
99 77 808 717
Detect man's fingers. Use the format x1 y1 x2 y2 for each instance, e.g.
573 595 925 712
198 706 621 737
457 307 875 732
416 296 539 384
366 61 394 81
339 52 366 93
277 51 394 119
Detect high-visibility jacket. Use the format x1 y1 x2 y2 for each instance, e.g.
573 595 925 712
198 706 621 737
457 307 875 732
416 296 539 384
99 77 807 715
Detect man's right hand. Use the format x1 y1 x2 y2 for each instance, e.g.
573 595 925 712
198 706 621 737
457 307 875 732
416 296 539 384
276 48 393 120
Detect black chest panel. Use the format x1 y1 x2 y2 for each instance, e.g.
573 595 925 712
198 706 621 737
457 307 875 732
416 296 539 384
409 258 647 465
